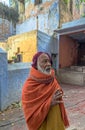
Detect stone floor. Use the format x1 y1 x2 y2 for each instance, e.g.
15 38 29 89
0 83 85 130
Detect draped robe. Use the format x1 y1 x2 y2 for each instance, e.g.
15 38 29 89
22 67 69 130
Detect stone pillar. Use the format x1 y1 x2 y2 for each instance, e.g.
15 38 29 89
0 48 8 110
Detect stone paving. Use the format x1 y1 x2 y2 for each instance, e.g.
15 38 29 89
62 84 85 130
0 83 85 130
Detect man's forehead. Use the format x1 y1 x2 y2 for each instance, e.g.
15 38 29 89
38 53 49 60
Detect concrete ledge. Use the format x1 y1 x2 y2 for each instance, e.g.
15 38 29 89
58 69 85 86
70 66 85 72
8 62 31 71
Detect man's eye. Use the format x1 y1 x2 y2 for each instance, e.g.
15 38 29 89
44 60 50 63
44 60 47 63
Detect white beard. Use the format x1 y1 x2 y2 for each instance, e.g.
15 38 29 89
37 62 51 75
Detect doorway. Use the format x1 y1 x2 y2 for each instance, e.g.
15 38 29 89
78 43 85 66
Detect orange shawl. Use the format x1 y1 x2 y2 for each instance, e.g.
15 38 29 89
22 67 69 130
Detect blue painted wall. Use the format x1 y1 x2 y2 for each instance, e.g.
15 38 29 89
0 49 31 110
7 63 31 106
37 31 51 53
37 31 59 70
0 48 8 110
16 17 37 34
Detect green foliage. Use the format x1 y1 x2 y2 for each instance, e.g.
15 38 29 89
81 14 85 17
64 0 69 5
76 0 85 11
80 0 85 3
64 0 85 5
75 0 85 9
0 2 19 23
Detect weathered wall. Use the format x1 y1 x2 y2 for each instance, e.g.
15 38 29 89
0 18 15 41
0 42 7 50
16 17 37 34
7 63 31 106
60 0 85 24
38 31 59 70
59 35 78 68
0 18 10 41
59 0 72 27
37 31 51 53
16 0 74 35
7 30 56 63
7 30 37 62
72 0 80 19
0 48 31 110
16 1 59 35
0 48 8 110
73 0 85 19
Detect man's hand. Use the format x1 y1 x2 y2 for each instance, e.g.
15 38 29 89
51 90 63 106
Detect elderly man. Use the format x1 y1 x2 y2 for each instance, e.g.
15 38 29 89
22 52 69 130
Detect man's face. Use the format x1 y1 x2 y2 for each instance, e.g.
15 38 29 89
37 53 51 75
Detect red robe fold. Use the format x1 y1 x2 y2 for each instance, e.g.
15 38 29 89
22 67 69 130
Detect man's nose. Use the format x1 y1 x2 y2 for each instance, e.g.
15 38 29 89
47 61 51 66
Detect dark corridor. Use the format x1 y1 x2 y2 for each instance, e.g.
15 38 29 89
78 43 85 66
